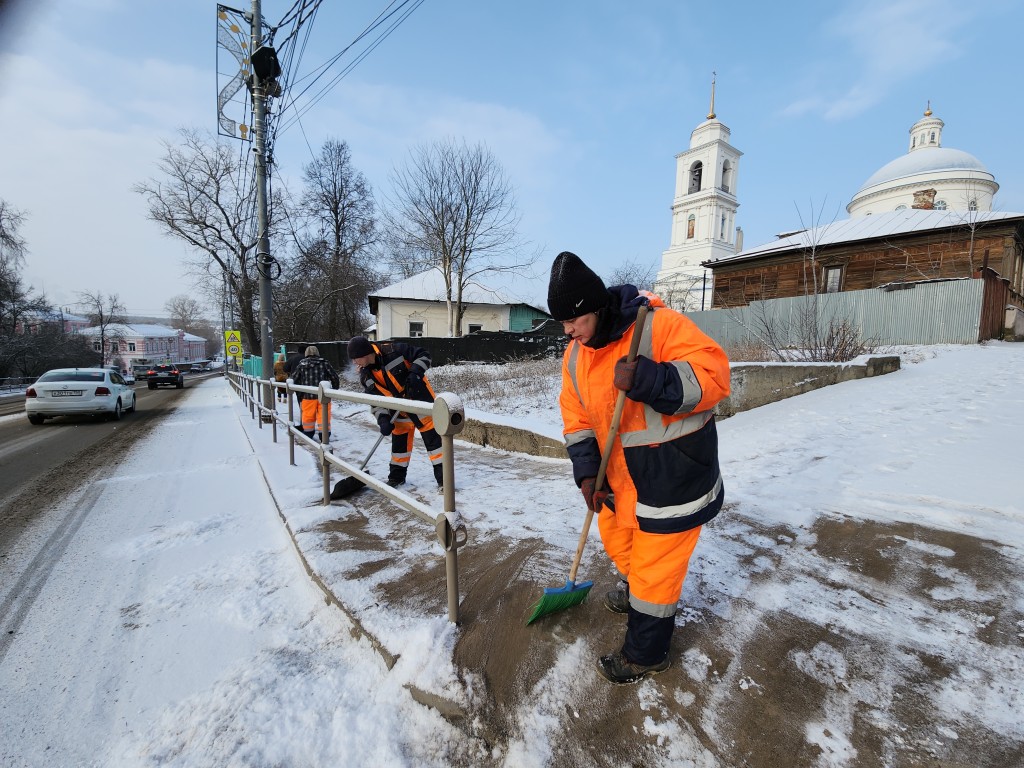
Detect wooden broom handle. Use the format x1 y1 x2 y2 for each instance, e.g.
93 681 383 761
567 304 650 583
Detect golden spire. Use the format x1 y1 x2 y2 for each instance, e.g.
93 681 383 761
924 100 932 117
707 71 717 120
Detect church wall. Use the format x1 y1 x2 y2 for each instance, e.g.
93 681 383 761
710 224 1023 309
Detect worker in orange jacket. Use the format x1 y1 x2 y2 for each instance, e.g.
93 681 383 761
347 335 445 491
547 250 731 684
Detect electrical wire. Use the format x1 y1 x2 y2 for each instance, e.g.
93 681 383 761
275 0 425 137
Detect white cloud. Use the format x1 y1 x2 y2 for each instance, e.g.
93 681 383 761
783 0 974 121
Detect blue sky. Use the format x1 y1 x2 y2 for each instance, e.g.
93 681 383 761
1 0 1021 316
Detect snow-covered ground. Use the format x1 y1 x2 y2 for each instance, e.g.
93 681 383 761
1 342 1022 767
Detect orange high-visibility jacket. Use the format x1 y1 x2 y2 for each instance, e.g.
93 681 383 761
360 340 436 418
560 289 730 533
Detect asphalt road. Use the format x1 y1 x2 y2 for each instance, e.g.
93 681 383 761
0 374 218 555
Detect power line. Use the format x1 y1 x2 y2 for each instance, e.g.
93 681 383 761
275 0 426 137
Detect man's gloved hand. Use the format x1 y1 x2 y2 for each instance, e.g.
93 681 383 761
613 354 658 402
613 356 638 391
580 476 609 512
377 413 395 436
406 368 423 390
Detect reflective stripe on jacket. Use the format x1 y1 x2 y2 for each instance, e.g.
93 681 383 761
560 293 730 533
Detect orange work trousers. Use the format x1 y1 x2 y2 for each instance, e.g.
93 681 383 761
597 508 702 616
300 398 330 435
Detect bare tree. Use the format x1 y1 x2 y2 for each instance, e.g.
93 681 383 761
606 259 657 292
0 201 97 376
134 128 274 352
278 139 378 340
384 138 533 337
0 199 28 271
164 294 206 333
78 291 126 366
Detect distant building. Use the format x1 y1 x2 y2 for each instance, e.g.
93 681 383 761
78 323 208 367
654 77 743 312
367 269 551 339
700 106 1022 314
704 210 1024 309
16 309 90 335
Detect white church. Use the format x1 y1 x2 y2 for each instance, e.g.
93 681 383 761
654 90 1000 311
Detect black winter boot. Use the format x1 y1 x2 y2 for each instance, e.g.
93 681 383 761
386 467 407 487
596 651 670 684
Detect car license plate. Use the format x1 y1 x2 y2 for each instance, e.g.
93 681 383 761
52 390 83 397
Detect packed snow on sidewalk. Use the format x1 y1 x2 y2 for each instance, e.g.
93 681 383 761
1 342 1022 767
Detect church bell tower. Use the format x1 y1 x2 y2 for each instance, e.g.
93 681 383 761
654 75 742 311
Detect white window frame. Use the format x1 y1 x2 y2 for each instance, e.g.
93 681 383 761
408 321 424 338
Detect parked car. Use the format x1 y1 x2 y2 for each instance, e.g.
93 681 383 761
25 367 137 424
147 364 184 389
105 365 135 385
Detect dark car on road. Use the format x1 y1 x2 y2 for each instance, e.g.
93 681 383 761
147 364 184 389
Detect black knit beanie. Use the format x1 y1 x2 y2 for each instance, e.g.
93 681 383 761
347 336 373 359
547 251 610 321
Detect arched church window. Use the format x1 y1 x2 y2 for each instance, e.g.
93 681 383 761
688 162 703 194
720 215 726 239
969 199 978 211
722 160 732 193
687 214 695 239
930 132 936 143
934 200 947 210
912 137 916 148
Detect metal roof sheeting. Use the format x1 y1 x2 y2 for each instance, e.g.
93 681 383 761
711 209 1024 266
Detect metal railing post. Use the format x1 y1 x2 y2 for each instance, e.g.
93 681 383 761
287 378 295 466
319 382 331 503
432 394 467 624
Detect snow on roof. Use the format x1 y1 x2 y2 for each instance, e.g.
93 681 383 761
708 209 1024 266
78 323 207 341
856 147 992 195
371 269 549 314
24 310 90 323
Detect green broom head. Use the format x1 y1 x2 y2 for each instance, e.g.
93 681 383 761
526 580 593 625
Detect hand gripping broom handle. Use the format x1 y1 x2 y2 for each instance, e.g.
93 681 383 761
567 304 649 584
359 409 402 470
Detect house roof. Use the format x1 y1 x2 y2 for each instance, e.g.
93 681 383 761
78 323 208 342
705 209 1024 267
369 269 549 314
23 310 90 323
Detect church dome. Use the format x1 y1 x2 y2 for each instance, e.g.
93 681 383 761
855 147 991 196
847 107 998 216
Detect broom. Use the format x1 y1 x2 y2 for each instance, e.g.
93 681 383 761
526 304 649 625
330 411 400 500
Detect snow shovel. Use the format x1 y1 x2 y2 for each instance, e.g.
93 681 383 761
527 303 649 625
330 411 400 500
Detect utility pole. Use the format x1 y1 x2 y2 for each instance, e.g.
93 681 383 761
249 0 279 413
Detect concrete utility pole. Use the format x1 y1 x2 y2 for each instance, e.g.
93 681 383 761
249 0 277 411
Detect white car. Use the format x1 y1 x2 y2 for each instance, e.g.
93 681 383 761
25 367 137 424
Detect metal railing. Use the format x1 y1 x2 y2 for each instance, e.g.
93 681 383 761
227 371 469 623
0 376 35 394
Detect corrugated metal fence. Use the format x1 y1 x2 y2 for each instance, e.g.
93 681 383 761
686 279 986 347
